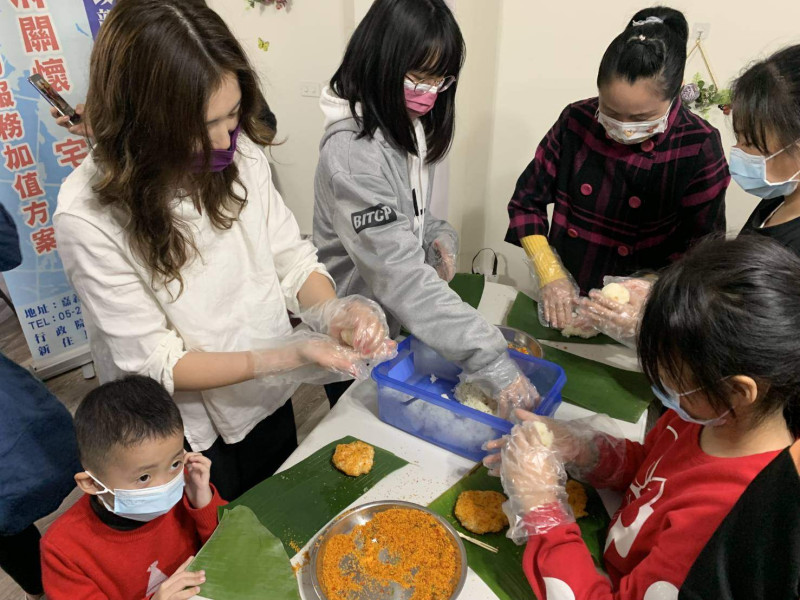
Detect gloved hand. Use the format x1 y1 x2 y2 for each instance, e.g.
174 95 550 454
250 331 379 386
484 410 627 488
495 376 541 420
460 346 540 419
297 295 396 360
521 236 578 329
499 419 574 543
575 277 653 348
540 278 579 329
426 236 458 282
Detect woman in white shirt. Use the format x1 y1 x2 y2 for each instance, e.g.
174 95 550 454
53 0 393 500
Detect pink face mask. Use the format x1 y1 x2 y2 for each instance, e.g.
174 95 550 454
404 87 438 117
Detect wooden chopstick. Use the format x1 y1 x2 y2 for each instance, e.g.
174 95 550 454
457 531 499 553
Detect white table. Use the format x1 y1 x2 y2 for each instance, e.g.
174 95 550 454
288 282 648 599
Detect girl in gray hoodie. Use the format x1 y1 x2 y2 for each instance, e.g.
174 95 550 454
313 0 539 417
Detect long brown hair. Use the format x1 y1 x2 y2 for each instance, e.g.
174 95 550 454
86 0 275 297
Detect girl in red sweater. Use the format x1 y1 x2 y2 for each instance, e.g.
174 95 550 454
486 235 799 600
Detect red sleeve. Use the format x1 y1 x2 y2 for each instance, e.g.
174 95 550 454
183 484 227 544
522 500 724 600
583 414 674 492
671 131 729 260
522 413 738 600
41 537 112 600
505 106 569 244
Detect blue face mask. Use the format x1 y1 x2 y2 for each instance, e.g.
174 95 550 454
651 383 731 427
729 144 800 200
86 470 185 522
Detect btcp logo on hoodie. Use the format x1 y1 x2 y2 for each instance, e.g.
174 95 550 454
351 203 398 234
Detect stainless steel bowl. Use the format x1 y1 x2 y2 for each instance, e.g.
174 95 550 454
310 500 467 600
497 325 544 358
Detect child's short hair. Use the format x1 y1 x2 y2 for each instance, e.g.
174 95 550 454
639 235 800 434
74 375 183 473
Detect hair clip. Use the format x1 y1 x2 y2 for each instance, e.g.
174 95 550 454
638 34 646 41
632 16 664 27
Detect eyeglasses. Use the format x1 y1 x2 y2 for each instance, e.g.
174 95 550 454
404 75 456 96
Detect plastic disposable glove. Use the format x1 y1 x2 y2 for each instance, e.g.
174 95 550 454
297 295 396 360
495 376 541 420
250 331 384 386
484 410 627 489
521 237 578 329
499 419 574 543
426 235 458 282
575 276 653 348
540 278 580 329
461 352 541 420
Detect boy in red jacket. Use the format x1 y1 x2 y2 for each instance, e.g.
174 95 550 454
41 375 226 600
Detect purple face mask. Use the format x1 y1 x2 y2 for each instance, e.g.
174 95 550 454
192 124 241 173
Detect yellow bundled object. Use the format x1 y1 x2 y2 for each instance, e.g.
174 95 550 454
521 235 568 287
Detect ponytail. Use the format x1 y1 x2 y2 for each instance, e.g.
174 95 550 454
597 6 688 100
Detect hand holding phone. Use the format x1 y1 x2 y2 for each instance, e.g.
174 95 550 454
28 73 80 125
49 104 90 138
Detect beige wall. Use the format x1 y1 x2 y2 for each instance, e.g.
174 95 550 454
208 0 352 234
211 0 800 289
452 0 800 292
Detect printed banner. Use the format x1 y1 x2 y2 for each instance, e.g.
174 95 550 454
0 0 115 372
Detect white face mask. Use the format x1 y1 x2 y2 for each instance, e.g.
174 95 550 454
86 470 185 522
597 100 674 145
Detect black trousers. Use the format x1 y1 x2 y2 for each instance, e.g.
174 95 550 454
193 399 298 502
324 380 353 408
0 524 43 596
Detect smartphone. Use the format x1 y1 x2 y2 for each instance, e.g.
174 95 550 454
27 73 80 124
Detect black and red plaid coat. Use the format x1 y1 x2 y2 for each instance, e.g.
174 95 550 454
506 97 730 293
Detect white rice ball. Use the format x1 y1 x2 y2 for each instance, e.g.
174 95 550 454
601 282 631 304
532 421 554 448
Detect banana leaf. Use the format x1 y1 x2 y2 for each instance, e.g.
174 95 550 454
449 272 486 310
538 345 652 423
507 292 616 345
188 506 299 600
508 293 652 423
221 436 408 556
428 466 609 600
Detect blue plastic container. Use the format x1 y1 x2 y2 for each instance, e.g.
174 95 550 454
371 335 566 462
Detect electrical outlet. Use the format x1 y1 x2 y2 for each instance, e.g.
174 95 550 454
691 23 710 41
300 81 321 98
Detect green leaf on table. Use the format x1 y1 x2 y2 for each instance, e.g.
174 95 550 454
508 292 652 423
540 345 652 423
506 292 616 345
428 466 609 600
187 506 300 600
221 436 408 556
449 272 486 310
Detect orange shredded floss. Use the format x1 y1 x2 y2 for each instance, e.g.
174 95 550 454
507 342 531 354
320 508 460 600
